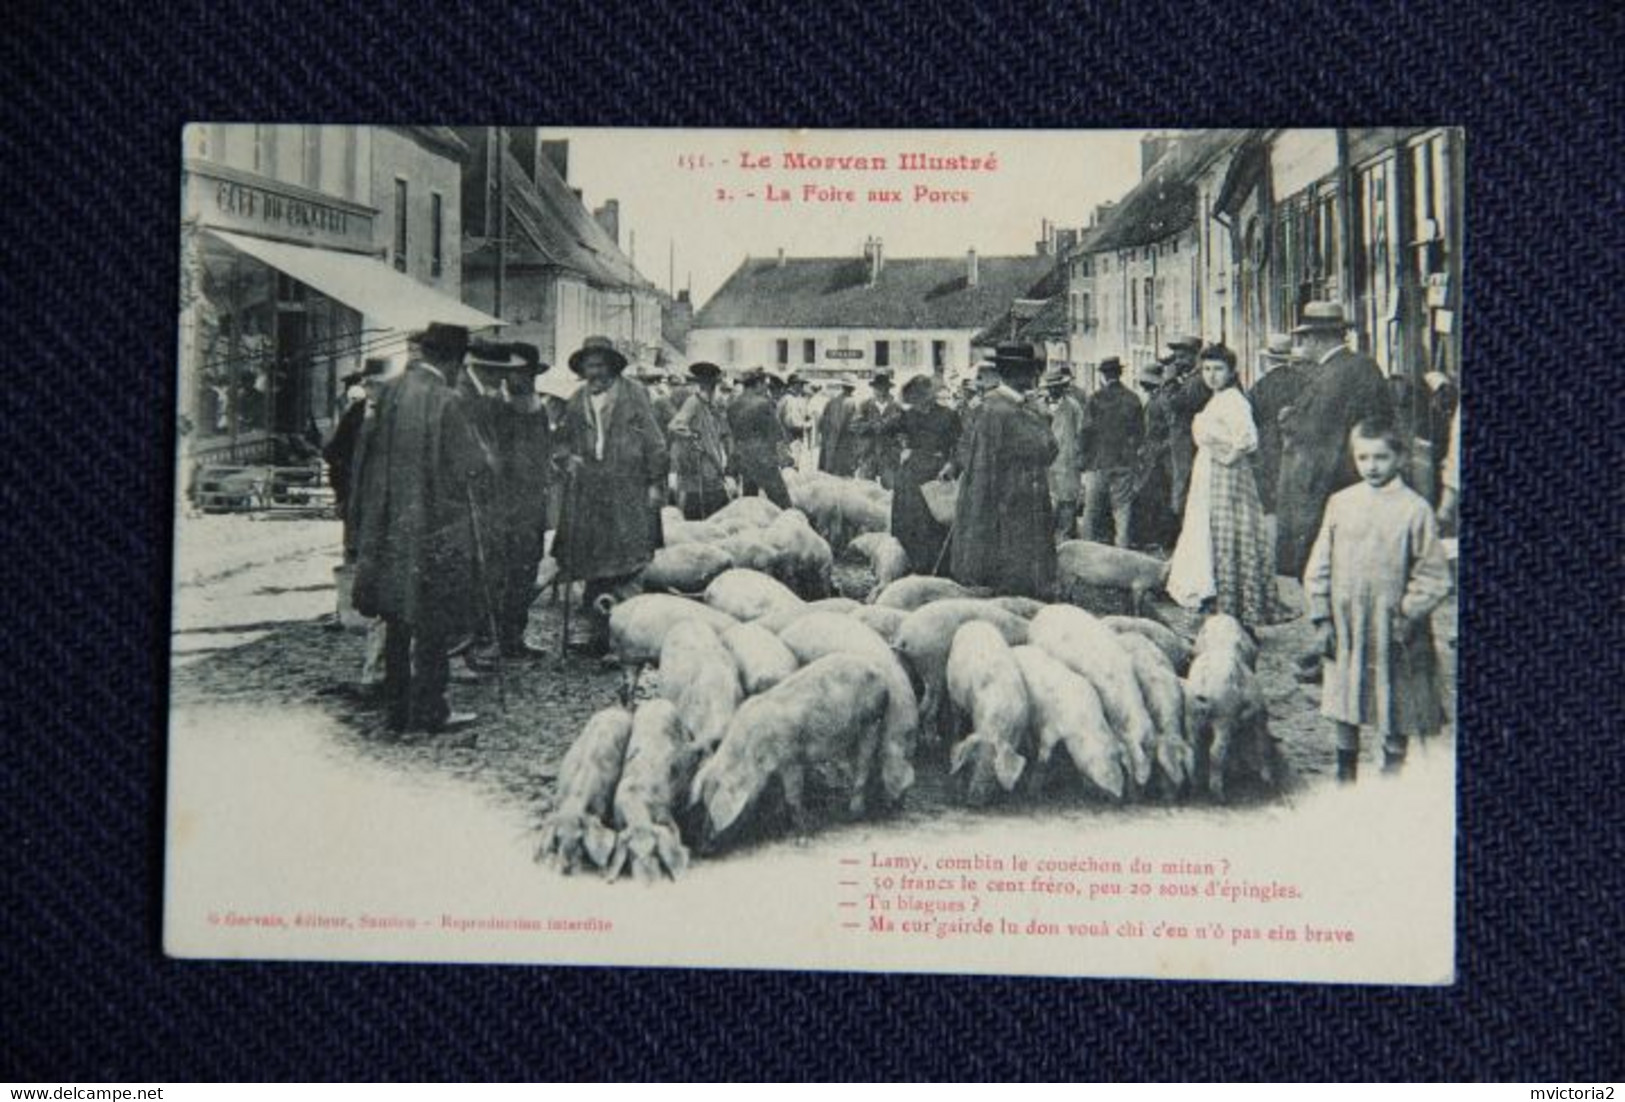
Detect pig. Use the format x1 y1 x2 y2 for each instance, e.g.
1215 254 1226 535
1114 632 1197 797
1103 615 1195 674
720 621 800 696
870 575 988 611
848 532 911 595
944 622 1032 804
988 595 1047 619
754 596 861 634
535 707 634 874
605 593 739 699
703 568 804 622
1185 614 1280 801
657 621 744 749
717 532 781 574
1055 540 1172 617
641 542 735 593
1028 604 1156 791
712 494 782 528
776 611 918 800
1011 646 1127 801
661 518 731 547
848 604 906 642
606 700 703 883
762 510 834 598
690 654 892 844
892 600 1031 741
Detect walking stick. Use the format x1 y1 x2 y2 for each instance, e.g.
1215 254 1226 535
556 464 578 660
465 487 507 714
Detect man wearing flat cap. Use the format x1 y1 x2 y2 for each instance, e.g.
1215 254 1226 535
551 335 669 655
349 323 489 735
944 343 1058 598
1080 357 1144 548
728 367 792 507
1274 301 1394 580
851 371 902 489
667 361 732 519
1131 358 1179 550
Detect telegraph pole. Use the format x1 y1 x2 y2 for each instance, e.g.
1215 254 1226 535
494 126 508 318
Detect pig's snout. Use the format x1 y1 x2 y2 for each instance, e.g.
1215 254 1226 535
593 593 617 617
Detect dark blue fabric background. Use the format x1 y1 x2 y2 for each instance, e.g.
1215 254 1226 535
5 0 1622 1081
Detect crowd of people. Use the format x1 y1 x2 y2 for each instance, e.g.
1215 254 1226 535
320 300 1459 782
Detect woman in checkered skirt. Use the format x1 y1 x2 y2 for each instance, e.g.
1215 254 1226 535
1166 343 1293 627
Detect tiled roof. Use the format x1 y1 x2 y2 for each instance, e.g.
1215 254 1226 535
1083 129 1252 253
972 293 1069 346
693 253 1056 331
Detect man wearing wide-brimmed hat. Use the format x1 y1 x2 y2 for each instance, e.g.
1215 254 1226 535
1274 301 1395 582
816 374 861 477
1247 332 1306 516
667 360 732 520
1041 363 1086 542
851 370 902 489
551 335 669 655
945 343 1058 598
349 322 489 735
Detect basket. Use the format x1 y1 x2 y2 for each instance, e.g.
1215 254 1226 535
920 478 959 526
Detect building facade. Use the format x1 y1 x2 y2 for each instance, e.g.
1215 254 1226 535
690 241 1056 388
178 124 494 466
459 129 664 373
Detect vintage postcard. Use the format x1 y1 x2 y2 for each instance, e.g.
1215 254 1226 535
166 126 1462 983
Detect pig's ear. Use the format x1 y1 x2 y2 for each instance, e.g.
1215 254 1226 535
688 758 714 808
706 778 752 837
994 745 1026 792
949 735 979 775
583 821 617 868
655 826 690 879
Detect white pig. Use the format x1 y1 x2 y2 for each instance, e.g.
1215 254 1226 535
712 495 782 528
848 604 906 642
1114 631 1196 797
658 621 744 749
1011 646 1126 801
607 700 702 883
721 621 800 696
535 707 634 874
1185 614 1280 801
754 596 861 634
776 611 917 800
1055 540 1171 617
641 542 735 593
703 568 804 622
691 654 892 843
605 593 740 700
944 622 1031 804
762 509 834 598
892 599 1030 741
849 532 911 595
1028 604 1156 791
869 575 986 611
1103 615 1195 674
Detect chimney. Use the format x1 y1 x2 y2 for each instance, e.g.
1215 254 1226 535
1141 133 1177 177
966 248 979 288
593 199 620 246
540 139 569 183
777 247 786 267
865 236 884 284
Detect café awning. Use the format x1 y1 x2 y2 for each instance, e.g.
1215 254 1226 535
205 229 504 334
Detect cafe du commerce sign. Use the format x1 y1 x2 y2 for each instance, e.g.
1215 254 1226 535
184 159 377 253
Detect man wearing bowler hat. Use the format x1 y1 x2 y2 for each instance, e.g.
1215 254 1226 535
1159 333 1210 518
667 360 732 519
817 377 861 477
1247 332 1305 516
851 370 902 489
944 343 1058 598
728 367 792 508
551 335 669 656
1274 301 1395 581
349 323 488 735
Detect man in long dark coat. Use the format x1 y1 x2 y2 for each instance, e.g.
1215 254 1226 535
1247 333 1306 515
552 336 668 655
727 367 792 507
349 324 488 735
1160 335 1209 518
1130 360 1179 551
461 341 555 659
851 372 902 489
945 344 1058 598
817 381 861 476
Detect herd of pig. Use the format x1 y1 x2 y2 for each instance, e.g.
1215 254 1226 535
537 541 1284 883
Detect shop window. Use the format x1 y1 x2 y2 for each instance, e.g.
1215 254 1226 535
776 338 790 366
874 340 890 367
